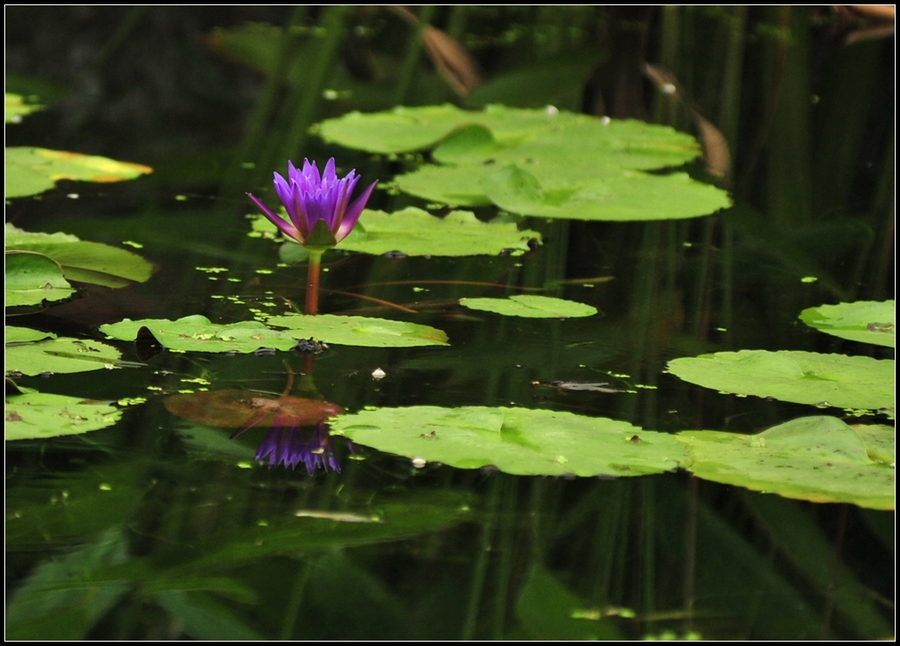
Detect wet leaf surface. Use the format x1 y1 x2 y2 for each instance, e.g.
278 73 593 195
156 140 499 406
799 300 895 348
677 416 894 509
459 294 597 318
667 350 894 415
5 389 122 440
331 405 687 477
5 146 153 199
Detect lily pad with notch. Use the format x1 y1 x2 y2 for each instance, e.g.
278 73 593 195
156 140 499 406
5 251 76 307
319 104 732 221
6 328 123 376
667 350 894 415
100 315 299 354
251 207 541 257
5 388 122 441
677 416 894 510
459 294 597 318
799 300 895 348
331 405 687 477
6 224 155 288
5 146 153 199
263 314 449 348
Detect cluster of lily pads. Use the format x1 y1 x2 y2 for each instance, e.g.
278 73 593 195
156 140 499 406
5 97 894 509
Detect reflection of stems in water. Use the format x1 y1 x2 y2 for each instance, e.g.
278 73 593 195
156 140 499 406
492 476 517 638
820 504 848 638
683 476 698 635
282 361 296 396
462 476 502 639
279 560 313 639
641 479 657 635
302 353 315 378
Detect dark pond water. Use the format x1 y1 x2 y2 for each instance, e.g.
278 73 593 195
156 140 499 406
6 6 895 640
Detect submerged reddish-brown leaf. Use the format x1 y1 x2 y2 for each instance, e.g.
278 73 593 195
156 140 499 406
164 389 343 430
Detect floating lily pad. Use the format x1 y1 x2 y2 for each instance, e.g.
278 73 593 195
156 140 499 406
852 423 895 464
667 350 894 414
5 146 153 199
6 326 56 344
343 208 540 256
459 295 597 318
677 416 894 510
480 164 731 222
5 251 76 306
100 315 299 354
5 92 44 123
264 314 449 348
318 104 731 221
330 406 687 477
5 389 122 441
394 165 495 208
164 390 343 430
6 224 155 287
6 333 122 376
250 207 540 256
799 301 895 348
318 103 585 154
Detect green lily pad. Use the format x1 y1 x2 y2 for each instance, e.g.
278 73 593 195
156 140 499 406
345 208 540 256
5 389 122 441
394 165 496 207
677 416 894 510
318 105 731 221
6 224 155 287
250 207 541 256
5 251 76 306
100 315 299 354
5 326 56 344
331 406 688 476
481 164 732 222
398 163 730 220
5 146 153 199
263 314 449 348
318 103 585 154
852 423 895 464
6 333 122 375
667 350 894 414
5 92 44 124
799 301 895 348
459 295 597 318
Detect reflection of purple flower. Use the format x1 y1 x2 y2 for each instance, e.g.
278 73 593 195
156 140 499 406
247 158 377 248
255 420 341 475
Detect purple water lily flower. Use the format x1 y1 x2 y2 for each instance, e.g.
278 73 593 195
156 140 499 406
247 158 377 248
255 420 341 475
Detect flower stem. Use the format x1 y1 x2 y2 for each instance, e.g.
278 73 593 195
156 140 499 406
305 249 325 315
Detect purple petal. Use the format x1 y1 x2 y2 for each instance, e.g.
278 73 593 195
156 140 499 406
247 192 303 243
335 181 377 242
273 172 295 214
287 160 301 183
301 159 320 184
322 158 338 184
